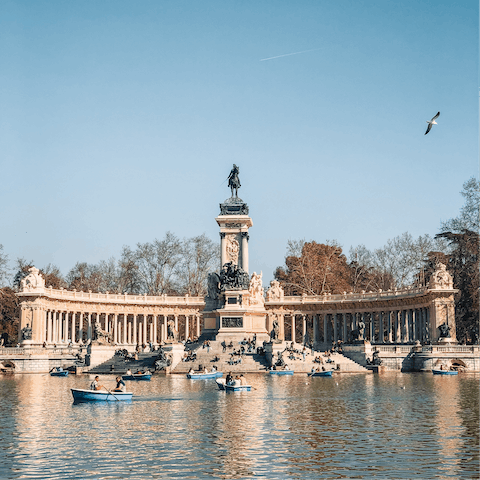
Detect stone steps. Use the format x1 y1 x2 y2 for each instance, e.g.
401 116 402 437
274 350 371 373
87 352 159 375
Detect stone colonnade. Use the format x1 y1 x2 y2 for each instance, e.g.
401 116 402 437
17 283 205 347
40 310 202 346
268 308 432 345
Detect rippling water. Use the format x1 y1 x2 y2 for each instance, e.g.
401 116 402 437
0 372 478 479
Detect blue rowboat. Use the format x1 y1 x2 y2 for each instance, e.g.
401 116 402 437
187 371 223 379
308 370 333 377
71 388 133 402
50 368 68 377
122 373 152 381
225 384 251 392
432 369 458 375
269 370 294 375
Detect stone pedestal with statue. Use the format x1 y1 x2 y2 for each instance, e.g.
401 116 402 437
203 165 270 344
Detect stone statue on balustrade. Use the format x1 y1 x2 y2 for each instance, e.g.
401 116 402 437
270 319 281 344
93 321 112 345
21 324 32 341
20 267 45 292
167 319 179 343
266 280 284 302
367 348 382 366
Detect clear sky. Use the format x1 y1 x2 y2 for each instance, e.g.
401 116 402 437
1 1 478 284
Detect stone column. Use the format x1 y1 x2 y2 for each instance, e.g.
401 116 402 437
406 310 412 342
364 312 375 343
174 315 178 332
241 232 249 273
279 314 285 341
220 232 227 269
133 315 137 345
333 314 338 343
70 312 76 343
387 311 392 343
323 314 328 344
378 312 383 343
153 315 158 344
342 313 347 342
185 315 189 341
47 311 52 343
302 315 307 344
291 314 296 343
313 314 317 343
122 314 127 344
196 314 200 338
163 315 168 342
128 321 132 345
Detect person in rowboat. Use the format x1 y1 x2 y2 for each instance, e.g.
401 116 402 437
114 376 126 392
90 376 104 391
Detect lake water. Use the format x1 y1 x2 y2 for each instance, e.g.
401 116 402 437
0 372 478 479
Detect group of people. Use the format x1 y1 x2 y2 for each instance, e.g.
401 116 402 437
188 366 217 375
225 372 248 387
182 351 197 362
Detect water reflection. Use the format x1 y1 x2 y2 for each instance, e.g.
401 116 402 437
0 372 478 479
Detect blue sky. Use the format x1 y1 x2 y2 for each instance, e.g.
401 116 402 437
1 1 478 284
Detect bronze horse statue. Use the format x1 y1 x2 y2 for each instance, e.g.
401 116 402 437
228 164 241 197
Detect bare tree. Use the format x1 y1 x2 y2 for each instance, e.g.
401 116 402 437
0 245 9 287
177 234 219 295
441 177 479 233
122 232 183 295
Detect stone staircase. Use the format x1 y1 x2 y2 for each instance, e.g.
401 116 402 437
172 339 270 374
87 352 159 375
272 349 371 373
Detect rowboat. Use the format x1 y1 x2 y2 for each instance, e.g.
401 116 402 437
225 383 251 392
269 370 294 375
216 379 226 390
187 371 223 379
50 368 68 377
71 388 133 402
122 373 152 381
308 370 333 377
432 369 458 375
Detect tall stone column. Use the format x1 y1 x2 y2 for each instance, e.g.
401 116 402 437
313 314 317 343
220 232 227 268
323 314 328 344
387 311 392 343
153 315 158 344
279 314 285 341
128 321 132 344
342 313 347 342
78 313 84 343
241 232 249 273
302 314 307 344
47 311 52 343
70 312 76 343
367 313 373 342
163 315 168 342
133 315 137 345
378 311 383 343
174 315 178 332
332 313 338 343
185 315 189 341
122 314 127 344
291 314 296 343
196 314 200 338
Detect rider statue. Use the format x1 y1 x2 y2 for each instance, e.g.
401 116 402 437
228 164 241 197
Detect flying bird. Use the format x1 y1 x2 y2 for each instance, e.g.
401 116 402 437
425 112 440 135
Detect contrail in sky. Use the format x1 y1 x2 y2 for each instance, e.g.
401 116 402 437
260 47 322 62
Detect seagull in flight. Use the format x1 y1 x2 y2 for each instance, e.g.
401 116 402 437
425 112 440 135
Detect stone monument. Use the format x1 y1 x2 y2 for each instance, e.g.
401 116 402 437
203 165 269 343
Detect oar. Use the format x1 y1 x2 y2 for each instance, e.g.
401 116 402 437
103 385 119 401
